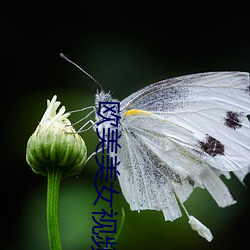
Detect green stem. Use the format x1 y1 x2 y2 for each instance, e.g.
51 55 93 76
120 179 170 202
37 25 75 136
104 208 125 249
47 165 63 250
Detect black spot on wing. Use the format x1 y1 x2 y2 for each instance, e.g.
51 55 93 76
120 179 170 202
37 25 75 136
199 135 225 157
224 111 243 130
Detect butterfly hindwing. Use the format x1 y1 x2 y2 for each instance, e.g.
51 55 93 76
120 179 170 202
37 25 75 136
117 117 183 221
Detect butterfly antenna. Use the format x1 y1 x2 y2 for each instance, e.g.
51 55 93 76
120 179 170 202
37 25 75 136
60 53 104 91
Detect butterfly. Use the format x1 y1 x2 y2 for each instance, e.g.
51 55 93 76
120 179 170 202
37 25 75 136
93 71 250 241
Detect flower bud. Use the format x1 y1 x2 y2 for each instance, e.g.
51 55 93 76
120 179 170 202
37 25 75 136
26 95 87 178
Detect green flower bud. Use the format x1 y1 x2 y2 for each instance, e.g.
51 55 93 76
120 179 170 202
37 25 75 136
26 95 87 178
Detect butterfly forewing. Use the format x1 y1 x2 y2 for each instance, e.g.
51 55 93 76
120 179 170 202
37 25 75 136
120 72 250 172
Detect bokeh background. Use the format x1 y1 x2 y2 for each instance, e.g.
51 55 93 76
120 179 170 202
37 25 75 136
2 2 250 250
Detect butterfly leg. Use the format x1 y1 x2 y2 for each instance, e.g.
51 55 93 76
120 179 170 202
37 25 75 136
70 106 96 125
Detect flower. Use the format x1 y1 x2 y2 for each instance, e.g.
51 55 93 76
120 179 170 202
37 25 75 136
26 95 87 178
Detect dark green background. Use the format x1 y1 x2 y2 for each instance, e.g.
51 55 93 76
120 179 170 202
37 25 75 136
2 2 250 250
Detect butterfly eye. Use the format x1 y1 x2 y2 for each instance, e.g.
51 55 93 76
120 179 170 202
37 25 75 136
103 93 112 102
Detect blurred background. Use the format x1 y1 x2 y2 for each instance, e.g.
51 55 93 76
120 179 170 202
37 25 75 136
2 1 250 250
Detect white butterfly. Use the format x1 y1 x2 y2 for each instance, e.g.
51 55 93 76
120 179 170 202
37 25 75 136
92 72 250 241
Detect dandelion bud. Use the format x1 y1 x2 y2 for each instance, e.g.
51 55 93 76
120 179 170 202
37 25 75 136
26 95 87 178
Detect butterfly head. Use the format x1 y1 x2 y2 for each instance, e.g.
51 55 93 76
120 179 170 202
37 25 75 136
94 89 121 138
94 89 118 107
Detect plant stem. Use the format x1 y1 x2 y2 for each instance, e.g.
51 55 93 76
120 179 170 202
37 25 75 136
47 165 63 250
104 208 125 249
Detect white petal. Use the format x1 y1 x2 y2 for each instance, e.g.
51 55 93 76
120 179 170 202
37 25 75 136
40 95 71 125
188 215 213 242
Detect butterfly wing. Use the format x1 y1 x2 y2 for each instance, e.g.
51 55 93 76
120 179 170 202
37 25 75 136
115 72 250 220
